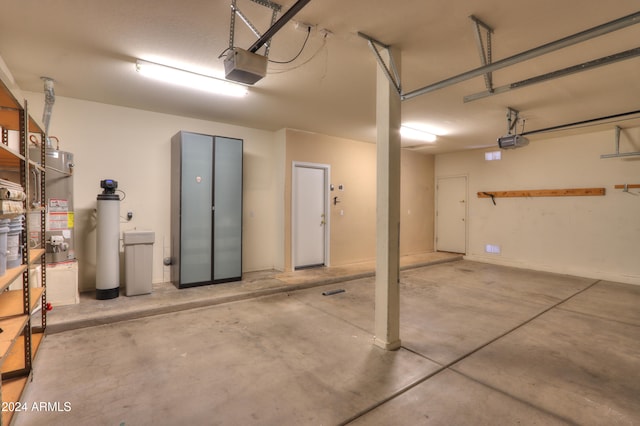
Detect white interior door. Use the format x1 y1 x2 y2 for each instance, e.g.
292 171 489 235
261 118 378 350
436 176 467 253
293 164 329 269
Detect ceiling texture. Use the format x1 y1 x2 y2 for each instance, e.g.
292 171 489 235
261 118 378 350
1 0 639 154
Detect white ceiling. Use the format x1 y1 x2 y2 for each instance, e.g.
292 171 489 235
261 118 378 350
1 0 639 154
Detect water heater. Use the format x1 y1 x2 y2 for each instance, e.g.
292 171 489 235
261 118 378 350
29 147 76 263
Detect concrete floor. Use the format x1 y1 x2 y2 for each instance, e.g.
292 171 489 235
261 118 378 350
14 256 640 425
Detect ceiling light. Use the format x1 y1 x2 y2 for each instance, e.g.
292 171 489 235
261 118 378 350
400 125 437 142
135 59 248 97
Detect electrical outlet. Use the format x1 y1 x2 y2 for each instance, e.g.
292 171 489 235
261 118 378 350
485 244 501 254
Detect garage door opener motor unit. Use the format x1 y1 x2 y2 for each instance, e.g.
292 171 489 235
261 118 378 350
497 107 529 149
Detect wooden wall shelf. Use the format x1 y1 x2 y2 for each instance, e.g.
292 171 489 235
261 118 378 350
0 287 45 318
0 265 28 293
0 109 43 133
0 315 29 364
478 188 606 199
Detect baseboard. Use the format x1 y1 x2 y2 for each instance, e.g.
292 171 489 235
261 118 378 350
463 254 640 286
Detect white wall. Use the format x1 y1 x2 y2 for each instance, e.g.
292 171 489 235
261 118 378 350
25 93 281 292
436 126 640 285
27 92 637 290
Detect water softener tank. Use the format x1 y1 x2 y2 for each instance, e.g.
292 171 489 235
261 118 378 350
96 179 120 299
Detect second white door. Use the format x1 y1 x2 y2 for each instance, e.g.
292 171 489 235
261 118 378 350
436 175 467 254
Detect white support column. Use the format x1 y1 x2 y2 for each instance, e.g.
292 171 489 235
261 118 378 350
374 47 402 351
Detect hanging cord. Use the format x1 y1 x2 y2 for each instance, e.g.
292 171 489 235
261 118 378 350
269 36 327 74
268 26 311 64
217 47 233 59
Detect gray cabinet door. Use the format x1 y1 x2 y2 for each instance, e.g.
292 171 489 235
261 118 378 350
213 137 243 281
179 132 214 284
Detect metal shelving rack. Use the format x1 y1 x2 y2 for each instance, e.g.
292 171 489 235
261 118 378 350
0 70 47 426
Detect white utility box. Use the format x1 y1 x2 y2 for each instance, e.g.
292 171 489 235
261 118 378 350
47 261 79 306
12 262 80 306
123 230 155 296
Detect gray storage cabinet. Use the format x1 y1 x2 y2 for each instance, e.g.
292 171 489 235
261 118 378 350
171 131 243 288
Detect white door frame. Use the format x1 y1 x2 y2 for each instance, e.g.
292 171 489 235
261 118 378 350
435 174 468 254
292 162 331 268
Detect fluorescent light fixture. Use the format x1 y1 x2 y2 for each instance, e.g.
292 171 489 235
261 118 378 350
400 125 437 142
135 59 248 97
